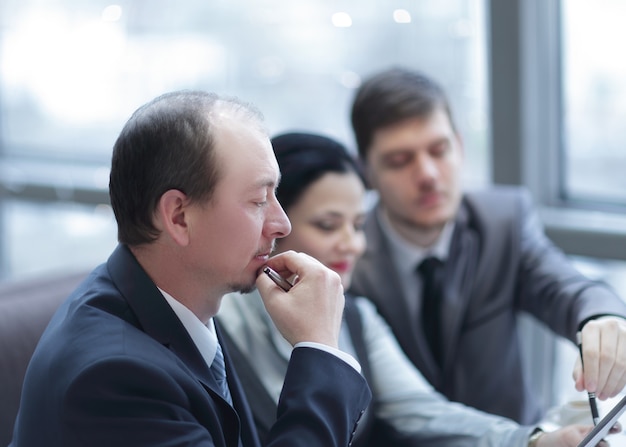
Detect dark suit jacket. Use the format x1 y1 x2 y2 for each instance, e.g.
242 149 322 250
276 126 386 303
11 244 370 447
350 186 626 425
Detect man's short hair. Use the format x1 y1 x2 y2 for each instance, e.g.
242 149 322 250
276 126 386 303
350 67 457 160
109 90 264 245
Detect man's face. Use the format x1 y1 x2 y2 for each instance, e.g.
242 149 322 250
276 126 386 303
365 108 463 243
184 114 291 295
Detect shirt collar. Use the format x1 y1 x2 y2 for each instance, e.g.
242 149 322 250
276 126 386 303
159 288 218 369
377 205 455 273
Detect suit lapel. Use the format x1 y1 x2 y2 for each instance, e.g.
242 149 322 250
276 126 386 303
107 245 213 382
440 201 479 374
106 245 244 447
216 322 263 447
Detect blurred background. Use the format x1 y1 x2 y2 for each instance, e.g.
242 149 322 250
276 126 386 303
1 0 626 410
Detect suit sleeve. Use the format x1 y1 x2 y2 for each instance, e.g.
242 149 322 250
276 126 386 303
267 347 371 447
515 189 626 341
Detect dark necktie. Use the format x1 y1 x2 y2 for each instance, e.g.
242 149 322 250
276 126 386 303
417 256 444 367
211 341 233 404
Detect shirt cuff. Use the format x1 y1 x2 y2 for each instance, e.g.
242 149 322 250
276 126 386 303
578 314 626 332
294 341 362 373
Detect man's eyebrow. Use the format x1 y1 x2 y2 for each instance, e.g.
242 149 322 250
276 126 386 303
253 174 281 190
382 137 451 154
381 148 413 157
428 136 451 146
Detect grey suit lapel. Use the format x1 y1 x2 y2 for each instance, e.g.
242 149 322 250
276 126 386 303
440 205 479 373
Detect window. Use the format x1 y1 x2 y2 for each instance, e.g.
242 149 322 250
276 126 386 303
490 0 626 412
0 0 488 279
490 0 626 262
561 0 626 207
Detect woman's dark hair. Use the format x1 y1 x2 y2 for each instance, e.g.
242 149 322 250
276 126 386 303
271 132 366 212
351 67 457 160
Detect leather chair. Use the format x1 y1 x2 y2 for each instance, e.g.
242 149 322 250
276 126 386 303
0 271 88 446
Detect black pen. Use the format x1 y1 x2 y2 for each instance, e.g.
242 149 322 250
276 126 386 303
577 332 600 426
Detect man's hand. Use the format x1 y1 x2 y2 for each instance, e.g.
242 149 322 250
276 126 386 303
256 250 344 348
537 423 621 447
574 316 626 399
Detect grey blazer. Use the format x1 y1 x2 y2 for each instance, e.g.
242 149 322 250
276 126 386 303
350 186 626 424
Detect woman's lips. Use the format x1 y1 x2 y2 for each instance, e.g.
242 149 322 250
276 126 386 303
329 261 351 273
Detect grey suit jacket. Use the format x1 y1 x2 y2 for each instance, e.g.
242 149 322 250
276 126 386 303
350 186 626 424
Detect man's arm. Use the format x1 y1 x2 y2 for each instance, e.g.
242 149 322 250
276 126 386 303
516 190 626 400
256 250 372 446
268 348 370 447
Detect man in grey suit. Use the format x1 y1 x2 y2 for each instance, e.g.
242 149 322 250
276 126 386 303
348 67 626 425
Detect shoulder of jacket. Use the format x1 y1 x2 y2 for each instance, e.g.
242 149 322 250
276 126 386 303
464 185 528 204
453 188 534 242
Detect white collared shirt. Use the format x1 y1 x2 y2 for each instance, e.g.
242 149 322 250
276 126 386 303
160 288 219 370
159 288 361 374
377 206 455 315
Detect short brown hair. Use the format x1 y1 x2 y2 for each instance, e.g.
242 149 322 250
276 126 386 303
109 90 263 245
351 67 457 160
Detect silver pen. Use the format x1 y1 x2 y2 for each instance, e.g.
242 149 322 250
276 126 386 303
262 266 293 291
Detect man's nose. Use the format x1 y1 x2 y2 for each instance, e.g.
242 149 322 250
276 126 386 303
268 200 291 238
412 153 438 183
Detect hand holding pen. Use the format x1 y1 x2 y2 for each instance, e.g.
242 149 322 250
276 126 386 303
574 317 626 402
256 251 344 348
263 266 293 291
577 331 601 426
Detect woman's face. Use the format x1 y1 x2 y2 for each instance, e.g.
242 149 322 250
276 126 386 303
276 171 367 288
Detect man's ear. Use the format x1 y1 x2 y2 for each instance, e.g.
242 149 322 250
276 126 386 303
156 189 190 246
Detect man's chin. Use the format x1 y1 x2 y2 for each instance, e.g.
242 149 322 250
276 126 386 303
412 208 455 229
226 280 258 295
238 284 258 295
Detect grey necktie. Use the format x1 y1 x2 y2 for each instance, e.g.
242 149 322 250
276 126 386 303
211 341 233 404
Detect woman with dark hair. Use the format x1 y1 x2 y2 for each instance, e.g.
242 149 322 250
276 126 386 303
217 132 605 447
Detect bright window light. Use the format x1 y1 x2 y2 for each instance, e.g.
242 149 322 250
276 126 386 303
331 12 352 28
102 5 123 22
393 9 412 24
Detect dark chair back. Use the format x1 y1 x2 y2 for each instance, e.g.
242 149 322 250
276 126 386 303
0 271 88 447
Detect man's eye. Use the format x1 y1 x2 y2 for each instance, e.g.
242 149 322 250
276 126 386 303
431 141 450 157
383 154 412 168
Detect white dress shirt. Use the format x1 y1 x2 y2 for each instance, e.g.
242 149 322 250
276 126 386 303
160 288 220 370
159 287 361 379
